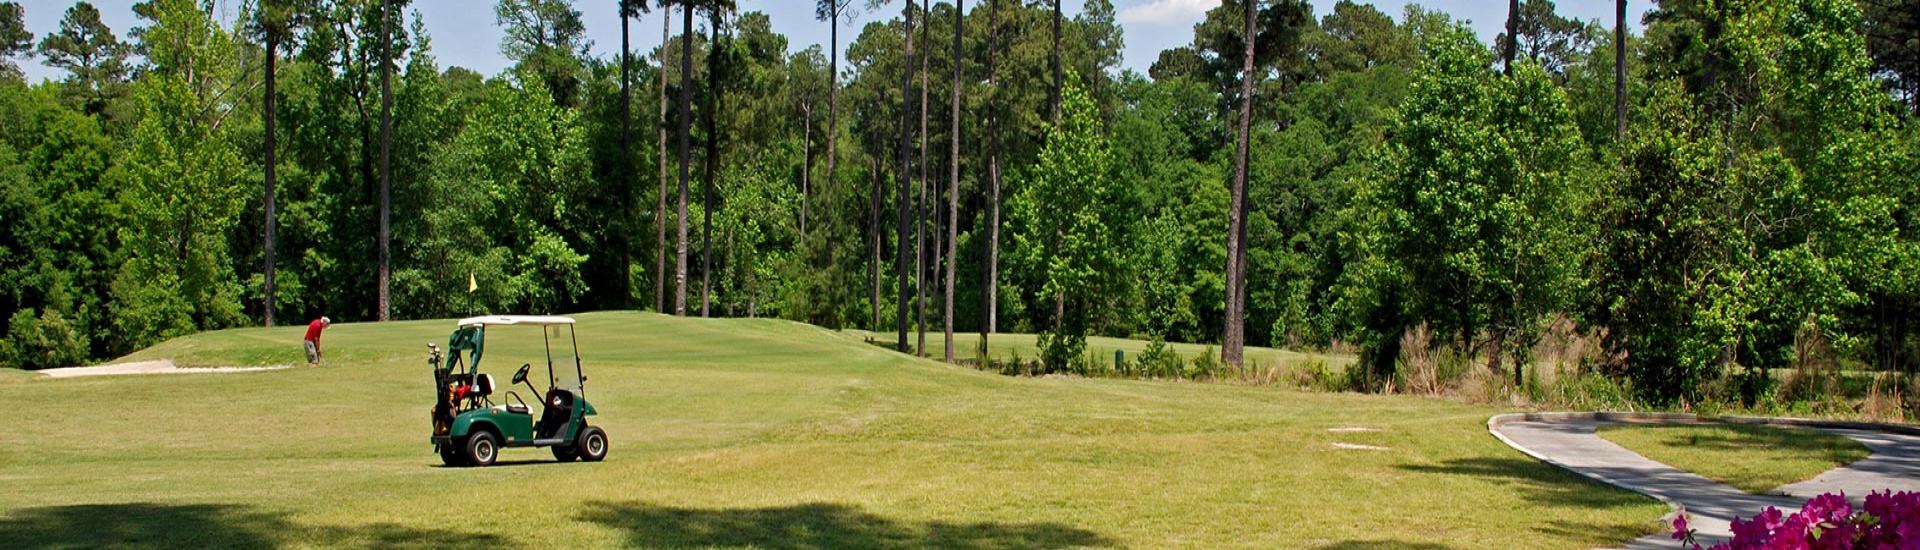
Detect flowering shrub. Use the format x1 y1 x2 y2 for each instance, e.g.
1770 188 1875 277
1672 491 1920 549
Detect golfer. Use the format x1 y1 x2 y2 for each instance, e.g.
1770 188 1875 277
304 316 331 368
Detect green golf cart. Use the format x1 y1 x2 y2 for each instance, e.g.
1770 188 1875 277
427 315 607 467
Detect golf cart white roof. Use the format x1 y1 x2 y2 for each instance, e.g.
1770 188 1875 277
456 315 577 328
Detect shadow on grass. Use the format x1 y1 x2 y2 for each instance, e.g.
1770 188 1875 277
1399 457 1654 509
1398 456 1663 544
1313 540 1457 549
1633 424 1867 463
0 503 505 549
579 501 1114 549
430 459 564 469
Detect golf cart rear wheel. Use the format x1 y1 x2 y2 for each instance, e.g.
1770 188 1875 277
438 443 467 467
551 445 579 462
466 431 500 467
577 426 608 462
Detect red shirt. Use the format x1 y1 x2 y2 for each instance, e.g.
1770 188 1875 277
304 319 326 342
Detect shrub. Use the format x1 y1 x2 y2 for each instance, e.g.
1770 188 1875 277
1 308 90 370
1137 336 1183 379
1673 491 1920 549
1185 347 1220 380
1037 331 1086 375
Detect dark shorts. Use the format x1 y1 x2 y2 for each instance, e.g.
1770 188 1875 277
304 340 319 363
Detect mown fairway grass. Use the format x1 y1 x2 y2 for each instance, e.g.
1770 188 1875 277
1596 423 1871 494
0 312 1665 548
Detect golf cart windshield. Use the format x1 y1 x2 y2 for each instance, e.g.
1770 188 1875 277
548 324 582 392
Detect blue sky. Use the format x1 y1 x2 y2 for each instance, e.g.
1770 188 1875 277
14 0 1655 82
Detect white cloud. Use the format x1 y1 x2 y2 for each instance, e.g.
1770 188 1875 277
1116 0 1217 25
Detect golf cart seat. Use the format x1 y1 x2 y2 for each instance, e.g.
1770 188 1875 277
473 373 496 399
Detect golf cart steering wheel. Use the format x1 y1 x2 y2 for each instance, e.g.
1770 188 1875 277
513 363 544 404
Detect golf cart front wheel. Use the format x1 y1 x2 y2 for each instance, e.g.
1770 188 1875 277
466 431 500 467
577 426 608 462
551 445 579 462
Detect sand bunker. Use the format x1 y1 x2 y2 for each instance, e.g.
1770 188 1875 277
1331 442 1391 451
38 359 291 379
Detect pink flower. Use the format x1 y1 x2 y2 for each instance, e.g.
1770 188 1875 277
1690 491 1920 550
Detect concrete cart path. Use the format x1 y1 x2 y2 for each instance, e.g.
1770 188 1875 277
1489 415 1920 549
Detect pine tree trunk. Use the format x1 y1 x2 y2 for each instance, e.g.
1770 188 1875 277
702 11 721 318
984 0 1002 345
1614 0 1627 139
1502 0 1520 76
1050 0 1062 123
826 0 840 260
657 7 670 313
916 0 930 356
896 1 918 353
377 0 392 322
1222 0 1257 368
619 1 633 309
871 156 882 331
945 0 963 363
263 29 277 327
675 4 693 316
802 104 811 237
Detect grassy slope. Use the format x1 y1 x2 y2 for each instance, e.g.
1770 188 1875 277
0 312 1662 548
1596 423 1872 495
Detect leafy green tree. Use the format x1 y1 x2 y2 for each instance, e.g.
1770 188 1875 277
1110 73 1225 343
1246 63 1408 349
38 2 131 115
1367 25 1589 386
1588 83 1740 404
495 0 588 108
1721 0 1903 382
0 83 118 360
111 0 253 352
1587 0 1903 402
407 77 591 316
714 154 798 318
1008 73 1127 370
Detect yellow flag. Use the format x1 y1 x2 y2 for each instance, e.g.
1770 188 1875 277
468 272 477 293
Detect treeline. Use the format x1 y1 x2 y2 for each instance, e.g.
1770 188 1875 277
1 0 1918 406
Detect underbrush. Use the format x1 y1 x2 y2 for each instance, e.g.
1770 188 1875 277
971 334 1308 386
961 322 1920 424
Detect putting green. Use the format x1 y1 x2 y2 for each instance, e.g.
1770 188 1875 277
0 312 1664 548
